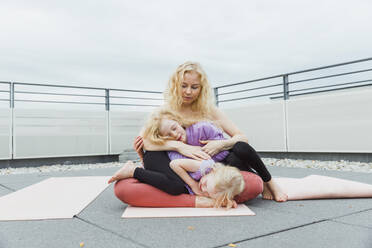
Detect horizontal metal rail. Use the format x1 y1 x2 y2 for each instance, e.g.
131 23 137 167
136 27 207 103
215 57 372 104
216 75 282 89
110 96 163 101
110 103 161 107
270 82 372 100
15 99 105 105
289 79 372 94
218 91 283 103
15 91 105 98
13 82 162 94
288 68 372 85
217 83 282 97
2 57 372 108
288 83 372 98
0 81 164 109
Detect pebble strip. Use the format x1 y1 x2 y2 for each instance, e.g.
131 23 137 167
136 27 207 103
262 158 372 173
0 158 371 176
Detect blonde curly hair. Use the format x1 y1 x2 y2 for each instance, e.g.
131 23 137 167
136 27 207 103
209 163 245 209
142 108 185 145
164 61 215 120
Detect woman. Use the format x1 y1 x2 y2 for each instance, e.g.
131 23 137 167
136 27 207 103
112 61 285 207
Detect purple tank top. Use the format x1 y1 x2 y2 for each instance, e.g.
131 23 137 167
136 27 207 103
167 121 229 162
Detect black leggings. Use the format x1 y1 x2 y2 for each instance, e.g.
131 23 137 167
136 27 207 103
134 151 189 195
223 142 272 182
133 142 272 195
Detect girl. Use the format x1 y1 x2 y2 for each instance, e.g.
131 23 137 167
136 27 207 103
170 159 244 209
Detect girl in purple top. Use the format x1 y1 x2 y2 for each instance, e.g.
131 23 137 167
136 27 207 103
167 120 229 162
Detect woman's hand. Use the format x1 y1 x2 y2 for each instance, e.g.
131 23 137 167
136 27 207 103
199 140 225 157
177 143 211 161
133 136 144 162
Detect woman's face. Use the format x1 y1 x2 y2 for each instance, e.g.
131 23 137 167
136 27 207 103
159 119 187 143
181 71 202 105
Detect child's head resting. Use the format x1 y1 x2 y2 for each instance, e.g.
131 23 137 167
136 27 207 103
199 163 245 209
143 108 187 145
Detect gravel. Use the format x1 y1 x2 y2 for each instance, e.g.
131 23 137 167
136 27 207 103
0 158 371 176
0 162 124 176
262 158 372 173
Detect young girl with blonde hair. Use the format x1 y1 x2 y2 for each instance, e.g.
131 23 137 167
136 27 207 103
170 159 244 209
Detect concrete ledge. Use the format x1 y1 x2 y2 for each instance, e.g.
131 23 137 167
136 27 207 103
259 152 372 163
0 155 119 169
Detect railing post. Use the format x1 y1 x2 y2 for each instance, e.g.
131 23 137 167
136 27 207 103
10 82 14 159
105 89 111 154
283 75 289 100
10 82 14 108
214 87 219 106
105 89 110 111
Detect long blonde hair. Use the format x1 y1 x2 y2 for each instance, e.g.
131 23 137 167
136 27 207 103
142 108 186 145
164 61 215 119
210 163 245 209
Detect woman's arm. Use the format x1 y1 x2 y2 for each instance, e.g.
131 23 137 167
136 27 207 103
200 106 248 156
143 138 211 160
169 159 205 196
213 106 248 147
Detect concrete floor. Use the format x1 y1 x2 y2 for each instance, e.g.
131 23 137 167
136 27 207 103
0 165 371 248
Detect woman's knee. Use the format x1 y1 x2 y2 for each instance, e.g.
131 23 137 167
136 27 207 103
232 141 257 159
143 151 170 169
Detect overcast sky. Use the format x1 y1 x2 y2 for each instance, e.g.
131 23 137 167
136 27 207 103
1 0 372 93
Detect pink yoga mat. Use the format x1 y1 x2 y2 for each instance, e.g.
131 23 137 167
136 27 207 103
122 204 255 218
0 176 110 221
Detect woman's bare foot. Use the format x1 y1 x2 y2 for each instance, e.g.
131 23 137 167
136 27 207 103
265 180 288 202
262 184 274 200
108 161 141 184
195 196 215 208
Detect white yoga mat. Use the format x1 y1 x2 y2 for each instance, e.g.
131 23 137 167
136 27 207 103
0 176 110 221
122 204 255 218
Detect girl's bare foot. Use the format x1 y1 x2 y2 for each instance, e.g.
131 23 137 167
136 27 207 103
195 196 215 208
265 180 288 202
108 161 141 184
262 184 274 200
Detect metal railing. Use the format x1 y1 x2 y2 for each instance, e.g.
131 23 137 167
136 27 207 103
1 57 371 108
0 81 164 109
214 57 372 105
